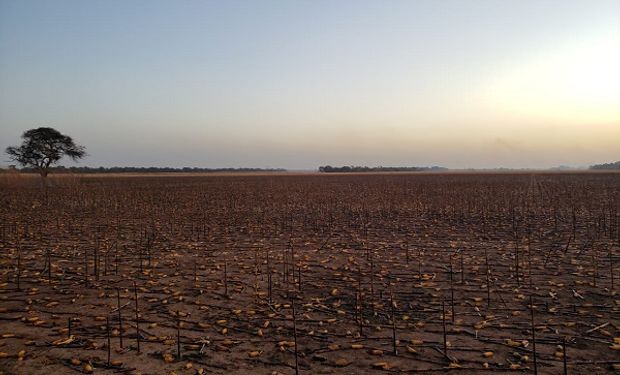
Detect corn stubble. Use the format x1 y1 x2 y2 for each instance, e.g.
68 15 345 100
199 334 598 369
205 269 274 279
0 172 618 374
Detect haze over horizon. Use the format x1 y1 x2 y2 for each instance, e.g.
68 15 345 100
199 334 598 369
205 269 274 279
1 0 619 170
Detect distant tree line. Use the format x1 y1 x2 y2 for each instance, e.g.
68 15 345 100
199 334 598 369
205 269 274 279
11 166 287 174
318 165 447 173
590 161 620 170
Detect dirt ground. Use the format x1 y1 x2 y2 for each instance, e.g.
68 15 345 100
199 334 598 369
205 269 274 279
0 172 618 374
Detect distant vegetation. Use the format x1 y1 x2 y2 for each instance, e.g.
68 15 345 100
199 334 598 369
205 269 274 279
14 166 287 174
5 127 86 179
589 161 620 170
318 165 447 173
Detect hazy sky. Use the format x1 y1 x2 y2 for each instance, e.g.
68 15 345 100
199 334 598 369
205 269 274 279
1 0 619 169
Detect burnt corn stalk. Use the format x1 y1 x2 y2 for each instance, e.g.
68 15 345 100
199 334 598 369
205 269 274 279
117 288 123 348
442 295 448 359
134 281 140 352
530 294 538 375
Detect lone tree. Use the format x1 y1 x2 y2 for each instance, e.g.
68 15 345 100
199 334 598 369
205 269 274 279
6 127 86 179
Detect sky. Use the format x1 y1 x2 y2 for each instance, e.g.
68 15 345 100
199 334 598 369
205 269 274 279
1 0 619 169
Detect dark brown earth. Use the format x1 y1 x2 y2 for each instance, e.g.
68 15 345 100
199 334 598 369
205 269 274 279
0 172 618 375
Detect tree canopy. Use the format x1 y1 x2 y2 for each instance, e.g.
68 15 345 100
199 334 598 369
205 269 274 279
590 161 620 170
318 165 447 173
6 127 86 178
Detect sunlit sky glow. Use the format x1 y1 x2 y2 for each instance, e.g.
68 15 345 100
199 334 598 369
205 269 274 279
1 0 618 169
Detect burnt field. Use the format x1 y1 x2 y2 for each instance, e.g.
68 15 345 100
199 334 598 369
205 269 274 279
0 172 618 374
